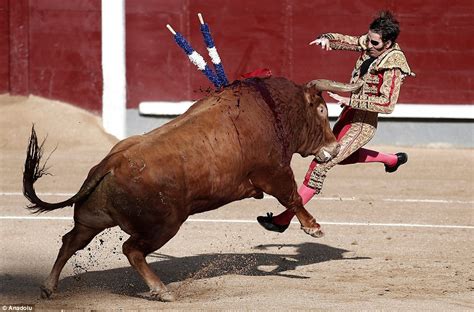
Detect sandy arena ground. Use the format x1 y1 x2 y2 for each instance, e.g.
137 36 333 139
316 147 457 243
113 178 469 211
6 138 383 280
0 95 473 311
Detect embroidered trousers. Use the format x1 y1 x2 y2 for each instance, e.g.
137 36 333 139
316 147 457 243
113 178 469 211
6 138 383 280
304 107 378 193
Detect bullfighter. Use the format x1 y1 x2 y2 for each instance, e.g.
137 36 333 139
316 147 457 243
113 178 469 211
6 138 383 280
257 10 415 234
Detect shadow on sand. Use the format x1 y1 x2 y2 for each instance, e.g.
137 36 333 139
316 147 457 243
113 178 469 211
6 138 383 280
64 242 369 297
1 242 370 300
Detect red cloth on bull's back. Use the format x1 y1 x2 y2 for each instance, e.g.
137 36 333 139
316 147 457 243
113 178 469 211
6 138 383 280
241 68 272 79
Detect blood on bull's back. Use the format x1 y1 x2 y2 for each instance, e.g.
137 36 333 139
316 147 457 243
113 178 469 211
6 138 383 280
129 81 281 213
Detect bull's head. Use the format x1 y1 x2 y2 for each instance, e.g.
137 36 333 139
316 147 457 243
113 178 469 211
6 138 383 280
300 79 363 162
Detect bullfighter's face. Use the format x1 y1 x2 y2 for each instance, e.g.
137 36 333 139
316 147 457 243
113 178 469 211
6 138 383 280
366 30 391 58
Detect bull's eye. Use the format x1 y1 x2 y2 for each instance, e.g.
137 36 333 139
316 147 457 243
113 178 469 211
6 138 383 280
318 105 325 115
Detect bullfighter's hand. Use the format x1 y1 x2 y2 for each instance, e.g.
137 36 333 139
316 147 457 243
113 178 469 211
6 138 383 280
328 92 350 107
309 38 331 51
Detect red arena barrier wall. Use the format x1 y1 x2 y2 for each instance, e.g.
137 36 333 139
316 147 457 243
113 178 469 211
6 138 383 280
28 0 102 111
0 0 473 112
0 0 102 111
0 0 9 93
126 0 474 108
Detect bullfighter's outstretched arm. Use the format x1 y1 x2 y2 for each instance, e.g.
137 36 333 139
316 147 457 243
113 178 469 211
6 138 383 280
317 33 368 51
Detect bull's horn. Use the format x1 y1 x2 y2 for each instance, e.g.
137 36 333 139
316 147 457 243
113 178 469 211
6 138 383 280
306 79 364 93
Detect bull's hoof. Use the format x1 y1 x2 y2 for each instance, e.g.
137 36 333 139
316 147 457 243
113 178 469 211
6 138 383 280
40 285 53 299
156 291 176 302
301 226 325 238
139 290 176 302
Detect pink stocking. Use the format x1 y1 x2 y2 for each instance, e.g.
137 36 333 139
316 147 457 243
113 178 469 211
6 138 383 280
272 184 315 226
340 148 398 166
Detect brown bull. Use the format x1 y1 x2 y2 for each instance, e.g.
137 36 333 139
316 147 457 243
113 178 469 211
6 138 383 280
23 77 361 301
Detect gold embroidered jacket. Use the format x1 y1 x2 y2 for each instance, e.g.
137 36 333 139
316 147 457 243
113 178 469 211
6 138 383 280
318 33 414 114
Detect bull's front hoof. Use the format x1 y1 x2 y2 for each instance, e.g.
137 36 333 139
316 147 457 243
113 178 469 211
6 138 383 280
156 291 176 302
301 226 325 238
40 285 53 299
139 290 176 302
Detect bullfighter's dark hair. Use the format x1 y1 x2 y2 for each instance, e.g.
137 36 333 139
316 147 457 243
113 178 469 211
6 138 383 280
369 10 400 45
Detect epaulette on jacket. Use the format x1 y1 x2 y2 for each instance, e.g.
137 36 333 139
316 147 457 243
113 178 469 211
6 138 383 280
373 49 415 77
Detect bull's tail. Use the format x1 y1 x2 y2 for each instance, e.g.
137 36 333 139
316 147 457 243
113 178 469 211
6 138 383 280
23 125 108 213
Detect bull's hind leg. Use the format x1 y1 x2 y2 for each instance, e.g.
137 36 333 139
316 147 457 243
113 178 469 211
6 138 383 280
41 222 103 299
122 225 180 302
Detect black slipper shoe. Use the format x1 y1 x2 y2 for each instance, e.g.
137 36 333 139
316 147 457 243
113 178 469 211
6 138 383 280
385 152 408 173
257 212 289 233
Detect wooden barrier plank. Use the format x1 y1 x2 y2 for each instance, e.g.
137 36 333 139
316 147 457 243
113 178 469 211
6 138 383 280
0 0 9 93
9 0 29 95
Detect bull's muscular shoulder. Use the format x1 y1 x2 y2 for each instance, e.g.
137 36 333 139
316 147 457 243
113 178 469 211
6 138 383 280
373 48 414 76
261 77 301 93
259 76 291 86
